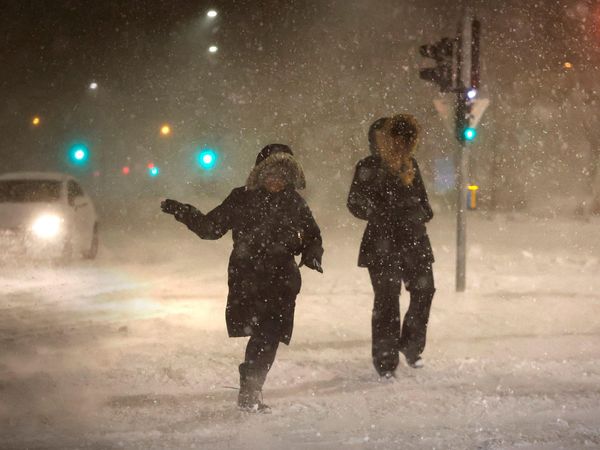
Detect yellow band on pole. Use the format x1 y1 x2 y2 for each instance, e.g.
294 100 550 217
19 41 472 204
468 185 479 209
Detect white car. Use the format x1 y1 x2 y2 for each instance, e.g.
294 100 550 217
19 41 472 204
0 172 99 260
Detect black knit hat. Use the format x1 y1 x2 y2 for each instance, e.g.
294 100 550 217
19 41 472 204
255 143 293 166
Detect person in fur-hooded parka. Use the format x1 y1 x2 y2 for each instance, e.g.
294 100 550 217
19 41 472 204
161 143 323 412
347 114 436 376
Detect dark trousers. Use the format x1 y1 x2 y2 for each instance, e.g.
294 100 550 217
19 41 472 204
368 260 435 374
244 333 280 370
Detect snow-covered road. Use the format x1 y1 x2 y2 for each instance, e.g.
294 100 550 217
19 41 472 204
1 213 600 449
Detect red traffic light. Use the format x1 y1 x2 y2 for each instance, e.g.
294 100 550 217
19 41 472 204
122 166 130 175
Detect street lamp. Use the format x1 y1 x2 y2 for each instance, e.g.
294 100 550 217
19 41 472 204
160 124 172 136
207 9 218 18
89 81 98 90
32 116 41 126
208 45 218 53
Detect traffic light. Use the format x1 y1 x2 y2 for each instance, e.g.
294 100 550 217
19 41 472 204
147 163 160 177
68 144 90 166
196 148 218 171
463 127 477 141
419 37 455 93
456 92 478 143
455 16 482 143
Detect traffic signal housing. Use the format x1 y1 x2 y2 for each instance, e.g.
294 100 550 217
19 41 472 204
419 37 455 93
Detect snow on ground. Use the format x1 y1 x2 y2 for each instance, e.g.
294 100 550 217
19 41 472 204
1 211 600 449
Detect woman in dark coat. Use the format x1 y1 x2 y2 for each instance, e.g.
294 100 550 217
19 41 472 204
347 114 435 377
161 144 323 412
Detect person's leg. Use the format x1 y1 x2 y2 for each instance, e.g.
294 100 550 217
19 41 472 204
239 332 280 410
244 333 280 369
399 262 435 365
368 264 402 375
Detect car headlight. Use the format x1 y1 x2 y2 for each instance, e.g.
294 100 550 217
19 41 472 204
31 214 63 239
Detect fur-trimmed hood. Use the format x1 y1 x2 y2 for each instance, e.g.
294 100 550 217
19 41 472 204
368 115 420 157
368 115 421 186
246 144 306 190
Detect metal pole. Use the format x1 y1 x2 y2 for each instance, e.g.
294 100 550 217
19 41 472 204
455 125 468 292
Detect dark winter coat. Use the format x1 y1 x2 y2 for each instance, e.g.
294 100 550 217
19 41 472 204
182 184 322 345
347 155 434 268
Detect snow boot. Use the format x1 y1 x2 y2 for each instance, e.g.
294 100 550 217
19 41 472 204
238 363 271 413
405 354 424 369
378 370 396 381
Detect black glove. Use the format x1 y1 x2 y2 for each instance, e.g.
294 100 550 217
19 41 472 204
300 257 323 273
160 199 195 224
299 246 323 273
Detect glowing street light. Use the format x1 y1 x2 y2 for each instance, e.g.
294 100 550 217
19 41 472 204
89 81 98 90
197 148 218 170
32 116 41 126
160 124 172 136
467 88 477 100
563 62 573 70
207 9 218 18
208 45 218 54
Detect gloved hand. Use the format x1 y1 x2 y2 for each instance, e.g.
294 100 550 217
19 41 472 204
160 199 195 224
299 247 323 273
300 257 323 273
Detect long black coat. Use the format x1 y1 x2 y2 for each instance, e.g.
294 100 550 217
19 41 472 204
347 156 434 268
184 186 323 345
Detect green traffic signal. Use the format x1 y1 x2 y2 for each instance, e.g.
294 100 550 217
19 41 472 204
68 144 90 165
197 148 218 171
463 127 477 141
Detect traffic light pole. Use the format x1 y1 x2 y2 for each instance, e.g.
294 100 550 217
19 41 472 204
419 10 481 292
455 93 469 292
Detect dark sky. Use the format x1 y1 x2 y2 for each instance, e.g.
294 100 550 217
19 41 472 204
1 0 596 202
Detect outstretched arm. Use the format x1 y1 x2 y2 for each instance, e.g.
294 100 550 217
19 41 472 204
161 189 240 240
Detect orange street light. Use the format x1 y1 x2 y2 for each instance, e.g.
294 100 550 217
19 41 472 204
32 116 41 126
563 62 573 69
160 124 172 136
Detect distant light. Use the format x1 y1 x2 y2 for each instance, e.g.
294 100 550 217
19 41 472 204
463 127 477 141
197 149 218 170
468 185 479 191
149 166 160 177
89 82 98 90
467 89 477 100
207 9 218 18
208 45 218 53
563 62 573 69
69 144 89 165
122 166 130 175
147 162 155 169
32 116 41 126
160 124 171 136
